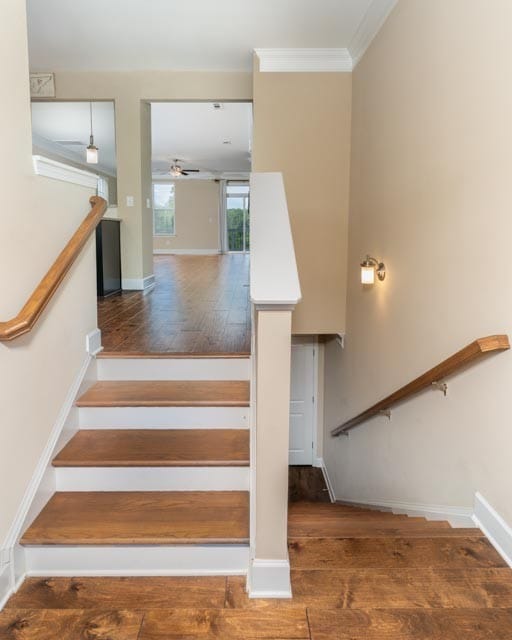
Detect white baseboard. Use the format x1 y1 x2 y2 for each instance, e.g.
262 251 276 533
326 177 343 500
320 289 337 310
153 249 220 255
0 352 93 609
86 328 102 356
247 558 292 599
337 496 474 528
55 466 249 492
473 492 512 567
122 274 155 291
23 545 249 576
317 458 336 503
0 563 11 611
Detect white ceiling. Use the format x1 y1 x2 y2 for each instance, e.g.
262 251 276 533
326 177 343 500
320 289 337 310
27 0 376 72
151 102 252 180
31 102 117 175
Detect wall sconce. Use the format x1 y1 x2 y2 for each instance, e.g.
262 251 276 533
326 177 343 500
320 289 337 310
360 255 386 284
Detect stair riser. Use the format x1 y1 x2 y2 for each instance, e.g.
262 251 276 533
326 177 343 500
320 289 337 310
55 467 250 492
97 358 250 381
78 406 249 429
23 545 249 576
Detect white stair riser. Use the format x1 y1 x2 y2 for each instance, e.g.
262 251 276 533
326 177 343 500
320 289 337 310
23 545 249 576
79 406 249 429
97 358 250 381
55 467 250 492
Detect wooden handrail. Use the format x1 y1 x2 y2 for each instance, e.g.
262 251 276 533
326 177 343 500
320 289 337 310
0 195 107 342
331 335 510 437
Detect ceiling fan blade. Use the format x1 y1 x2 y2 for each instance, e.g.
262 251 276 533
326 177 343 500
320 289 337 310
180 171 189 176
184 169 201 172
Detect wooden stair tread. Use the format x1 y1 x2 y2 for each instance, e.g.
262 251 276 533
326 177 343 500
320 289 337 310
97 351 250 359
288 536 507 569
20 492 249 545
76 380 250 407
53 429 250 467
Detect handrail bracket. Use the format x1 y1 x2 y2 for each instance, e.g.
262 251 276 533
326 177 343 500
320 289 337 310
432 380 448 396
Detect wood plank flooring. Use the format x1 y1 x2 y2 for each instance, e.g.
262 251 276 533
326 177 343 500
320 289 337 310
6 501 512 639
75 380 250 407
98 254 251 355
52 429 250 467
20 491 250 545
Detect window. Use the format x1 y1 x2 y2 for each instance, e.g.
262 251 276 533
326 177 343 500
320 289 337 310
153 183 175 235
226 183 250 252
97 177 109 204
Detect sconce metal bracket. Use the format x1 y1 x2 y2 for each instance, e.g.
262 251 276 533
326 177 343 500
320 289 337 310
379 409 391 420
432 381 448 396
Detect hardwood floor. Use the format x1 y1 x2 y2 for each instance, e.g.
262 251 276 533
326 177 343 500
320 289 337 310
5 502 512 639
98 254 251 354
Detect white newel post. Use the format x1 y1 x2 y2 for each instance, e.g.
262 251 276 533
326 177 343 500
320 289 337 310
248 173 301 598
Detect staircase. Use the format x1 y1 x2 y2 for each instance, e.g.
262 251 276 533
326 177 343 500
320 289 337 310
20 354 251 576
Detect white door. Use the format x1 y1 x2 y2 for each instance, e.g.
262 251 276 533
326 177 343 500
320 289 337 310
289 343 315 465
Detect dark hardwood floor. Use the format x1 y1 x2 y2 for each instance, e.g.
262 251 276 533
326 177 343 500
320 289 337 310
98 254 251 354
3 502 512 639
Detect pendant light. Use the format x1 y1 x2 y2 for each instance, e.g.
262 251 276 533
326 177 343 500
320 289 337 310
86 102 99 164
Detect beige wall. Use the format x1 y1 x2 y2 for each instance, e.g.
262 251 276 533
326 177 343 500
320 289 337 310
153 180 220 253
0 0 97 544
51 72 252 283
252 60 351 334
323 0 512 526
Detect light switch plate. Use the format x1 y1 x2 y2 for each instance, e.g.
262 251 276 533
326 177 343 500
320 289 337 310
126 196 134 207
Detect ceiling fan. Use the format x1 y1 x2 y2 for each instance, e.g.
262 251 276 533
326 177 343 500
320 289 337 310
169 159 201 177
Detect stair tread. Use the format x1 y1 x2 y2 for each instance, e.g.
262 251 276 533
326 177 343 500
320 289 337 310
53 429 250 467
20 491 249 545
288 536 507 569
76 380 250 407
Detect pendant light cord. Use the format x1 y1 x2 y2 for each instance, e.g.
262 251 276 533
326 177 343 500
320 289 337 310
89 102 93 142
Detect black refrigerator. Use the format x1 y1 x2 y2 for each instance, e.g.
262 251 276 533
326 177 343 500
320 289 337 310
96 219 122 297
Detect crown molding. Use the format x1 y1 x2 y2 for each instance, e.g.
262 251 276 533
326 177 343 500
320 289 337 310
348 0 398 68
32 155 99 189
254 48 352 73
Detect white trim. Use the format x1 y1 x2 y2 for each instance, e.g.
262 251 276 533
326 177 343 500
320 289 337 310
97 356 250 381
473 492 512 567
153 249 220 255
255 48 352 73
32 155 99 189
0 353 93 608
337 496 474 528
86 328 102 356
23 545 249 577
349 0 398 67
121 274 155 291
248 558 291 598
55 466 250 492
317 458 336 503
78 406 249 429
0 564 11 611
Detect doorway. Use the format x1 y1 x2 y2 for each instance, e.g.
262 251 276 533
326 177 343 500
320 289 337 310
226 182 250 253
